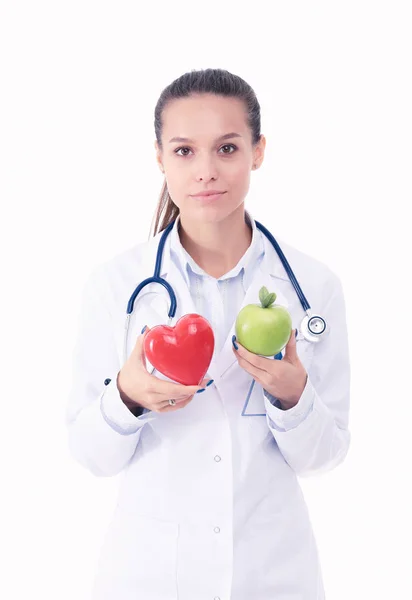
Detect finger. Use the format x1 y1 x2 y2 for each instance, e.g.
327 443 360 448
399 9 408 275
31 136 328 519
140 325 150 357
159 395 194 412
155 377 211 407
153 391 194 402
132 325 151 369
232 341 271 374
153 376 213 411
150 377 210 398
154 377 212 410
235 353 271 387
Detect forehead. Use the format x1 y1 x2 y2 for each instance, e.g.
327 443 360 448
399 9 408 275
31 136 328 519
162 94 248 141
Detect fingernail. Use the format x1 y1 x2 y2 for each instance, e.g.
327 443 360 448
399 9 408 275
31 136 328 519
196 388 206 394
206 380 214 387
141 325 147 333
232 335 238 350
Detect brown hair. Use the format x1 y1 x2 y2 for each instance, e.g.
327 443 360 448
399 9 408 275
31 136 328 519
149 68 262 238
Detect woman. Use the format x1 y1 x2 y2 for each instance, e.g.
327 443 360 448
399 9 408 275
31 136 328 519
66 68 351 600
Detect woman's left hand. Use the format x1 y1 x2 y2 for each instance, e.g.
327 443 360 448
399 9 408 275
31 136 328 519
232 329 308 410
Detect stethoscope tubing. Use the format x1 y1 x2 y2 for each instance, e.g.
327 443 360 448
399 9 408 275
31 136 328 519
123 217 327 366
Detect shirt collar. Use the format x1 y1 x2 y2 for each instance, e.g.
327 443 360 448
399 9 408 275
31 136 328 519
169 209 265 291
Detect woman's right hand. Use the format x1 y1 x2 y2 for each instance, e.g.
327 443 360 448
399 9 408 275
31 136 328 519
117 326 212 413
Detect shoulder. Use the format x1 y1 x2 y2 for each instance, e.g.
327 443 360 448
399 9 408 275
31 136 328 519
274 235 343 301
281 237 339 277
85 233 162 299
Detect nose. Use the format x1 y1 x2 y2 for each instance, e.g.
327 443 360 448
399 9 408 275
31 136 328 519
194 156 219 182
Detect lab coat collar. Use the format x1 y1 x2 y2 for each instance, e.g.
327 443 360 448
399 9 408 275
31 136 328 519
145 210 290 283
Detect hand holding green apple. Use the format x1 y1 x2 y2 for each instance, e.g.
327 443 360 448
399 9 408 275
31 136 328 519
233 286 307 408
235 286 293 356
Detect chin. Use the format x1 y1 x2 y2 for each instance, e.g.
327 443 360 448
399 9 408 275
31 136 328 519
181 195 243 220
197 205 242 223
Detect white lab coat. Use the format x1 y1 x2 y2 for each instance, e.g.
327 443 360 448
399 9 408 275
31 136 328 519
66 223 351 600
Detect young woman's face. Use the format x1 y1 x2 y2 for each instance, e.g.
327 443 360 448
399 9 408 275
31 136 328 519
155 93 265 224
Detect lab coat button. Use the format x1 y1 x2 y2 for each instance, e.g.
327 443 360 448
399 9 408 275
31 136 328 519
214 526 220 533
214 455 221 462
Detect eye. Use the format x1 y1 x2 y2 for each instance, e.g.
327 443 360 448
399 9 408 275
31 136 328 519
220 144 237 154
174 144 238 157
174 147 192 157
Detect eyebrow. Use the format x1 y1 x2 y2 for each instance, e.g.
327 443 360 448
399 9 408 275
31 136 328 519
168 132 242 144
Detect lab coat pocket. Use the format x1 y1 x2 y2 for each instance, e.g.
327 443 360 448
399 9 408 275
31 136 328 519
94 511 179 600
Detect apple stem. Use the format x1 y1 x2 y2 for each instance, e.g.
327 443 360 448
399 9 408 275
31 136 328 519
259 286 277 308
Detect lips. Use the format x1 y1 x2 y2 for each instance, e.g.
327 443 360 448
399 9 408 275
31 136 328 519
191 191 226 200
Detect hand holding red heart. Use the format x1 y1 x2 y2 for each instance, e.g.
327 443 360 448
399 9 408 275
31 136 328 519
117 326 212 413
232 329 308 409
143 314 215 386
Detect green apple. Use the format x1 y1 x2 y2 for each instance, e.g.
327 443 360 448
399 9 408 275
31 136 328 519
235 286 292 356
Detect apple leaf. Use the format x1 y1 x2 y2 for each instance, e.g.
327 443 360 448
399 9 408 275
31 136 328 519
259 286 269 305
259 286 277 308
264 293 277 307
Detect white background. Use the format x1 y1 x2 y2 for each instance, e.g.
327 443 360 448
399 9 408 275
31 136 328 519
1 1 411 598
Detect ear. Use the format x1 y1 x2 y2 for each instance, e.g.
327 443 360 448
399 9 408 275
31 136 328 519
252 133 266 169
154 141 164 172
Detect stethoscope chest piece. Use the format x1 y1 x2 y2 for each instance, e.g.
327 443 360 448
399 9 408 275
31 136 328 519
300 314 328 343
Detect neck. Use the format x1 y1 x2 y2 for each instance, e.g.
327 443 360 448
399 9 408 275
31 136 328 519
178 205 252 279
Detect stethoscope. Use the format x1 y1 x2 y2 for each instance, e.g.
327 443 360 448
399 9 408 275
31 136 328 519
123 218 328 372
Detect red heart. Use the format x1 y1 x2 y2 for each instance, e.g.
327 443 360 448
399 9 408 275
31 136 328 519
143 314 215 386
